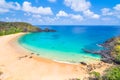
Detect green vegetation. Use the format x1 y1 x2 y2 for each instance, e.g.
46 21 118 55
88 66 120 80
89 71 101 80
115 54 120 62
103 66 120 80
110 38 120 63
0 22 40 36
104 37 120 63
74 37 120 80
87 37 120 80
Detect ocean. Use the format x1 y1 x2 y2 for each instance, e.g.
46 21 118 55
18 25 120 63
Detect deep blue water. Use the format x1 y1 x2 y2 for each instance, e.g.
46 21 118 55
18 25 120 63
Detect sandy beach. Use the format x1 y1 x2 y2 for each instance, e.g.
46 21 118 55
0 33 111 80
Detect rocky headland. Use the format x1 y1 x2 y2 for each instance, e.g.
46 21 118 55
83 36 120 64
0 21 56 36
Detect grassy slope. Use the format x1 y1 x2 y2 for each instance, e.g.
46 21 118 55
0 22 41 36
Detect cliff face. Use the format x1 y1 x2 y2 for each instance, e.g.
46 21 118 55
0 22 41 35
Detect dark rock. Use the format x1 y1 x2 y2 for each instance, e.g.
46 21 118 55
44 28 49 32
82 37 117 64
24 55 28 57
80 62 87 65
82 48 102 54
31 53 34 55
37 54 40 56
38 28 43 32
87 65 93 71
105 37 115 44
29 56 32 58
23 28 28 32
101 58 112 63
113 60 120 64
82 48 92 53
33 27 56 32
43 28 56 32
0 71 3 75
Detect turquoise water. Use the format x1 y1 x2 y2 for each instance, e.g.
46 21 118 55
18 26 120 63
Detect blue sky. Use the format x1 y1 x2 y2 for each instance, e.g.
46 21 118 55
0 0 120 25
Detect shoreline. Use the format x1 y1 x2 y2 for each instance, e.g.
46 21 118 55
0 33 112 80
17 33 101 64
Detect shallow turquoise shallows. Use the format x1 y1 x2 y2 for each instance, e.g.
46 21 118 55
18 26 120 63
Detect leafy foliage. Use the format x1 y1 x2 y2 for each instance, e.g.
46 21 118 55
114 45 120 53
115 54 120 62
106 37 120 63
89 71 101 80
88 66 120 80
103 66 120 80
0 22 40 36
112 42 120 63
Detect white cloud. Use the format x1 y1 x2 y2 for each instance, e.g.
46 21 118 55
56 10 68 17
101 17 112 21
24 13 31 16
64 0 100 19
83 10 100 19
32 14 41 18
48 0 56 3
101 8 113 16
70 14 83 21
0 8 9 13
0 0 21 13
114 4 120 11
114 4 120 18
101 4 120 18
64 0 91 12
1 17 22 22
101 17 119 24
22 1 53 15
56 10 83 21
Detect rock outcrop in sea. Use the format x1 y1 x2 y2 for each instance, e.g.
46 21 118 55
43 28 56 32
35 28 56 33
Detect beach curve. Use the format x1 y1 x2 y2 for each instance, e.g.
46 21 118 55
0 33 111 80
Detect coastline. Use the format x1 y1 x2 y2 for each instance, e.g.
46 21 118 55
17 33 101 64
0 33 112 80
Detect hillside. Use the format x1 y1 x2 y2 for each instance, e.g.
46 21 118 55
102 37 120 64
88 37 120 80
0 22 41 36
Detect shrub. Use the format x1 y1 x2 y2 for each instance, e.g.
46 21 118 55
89 71 101 80
103 66 120 80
